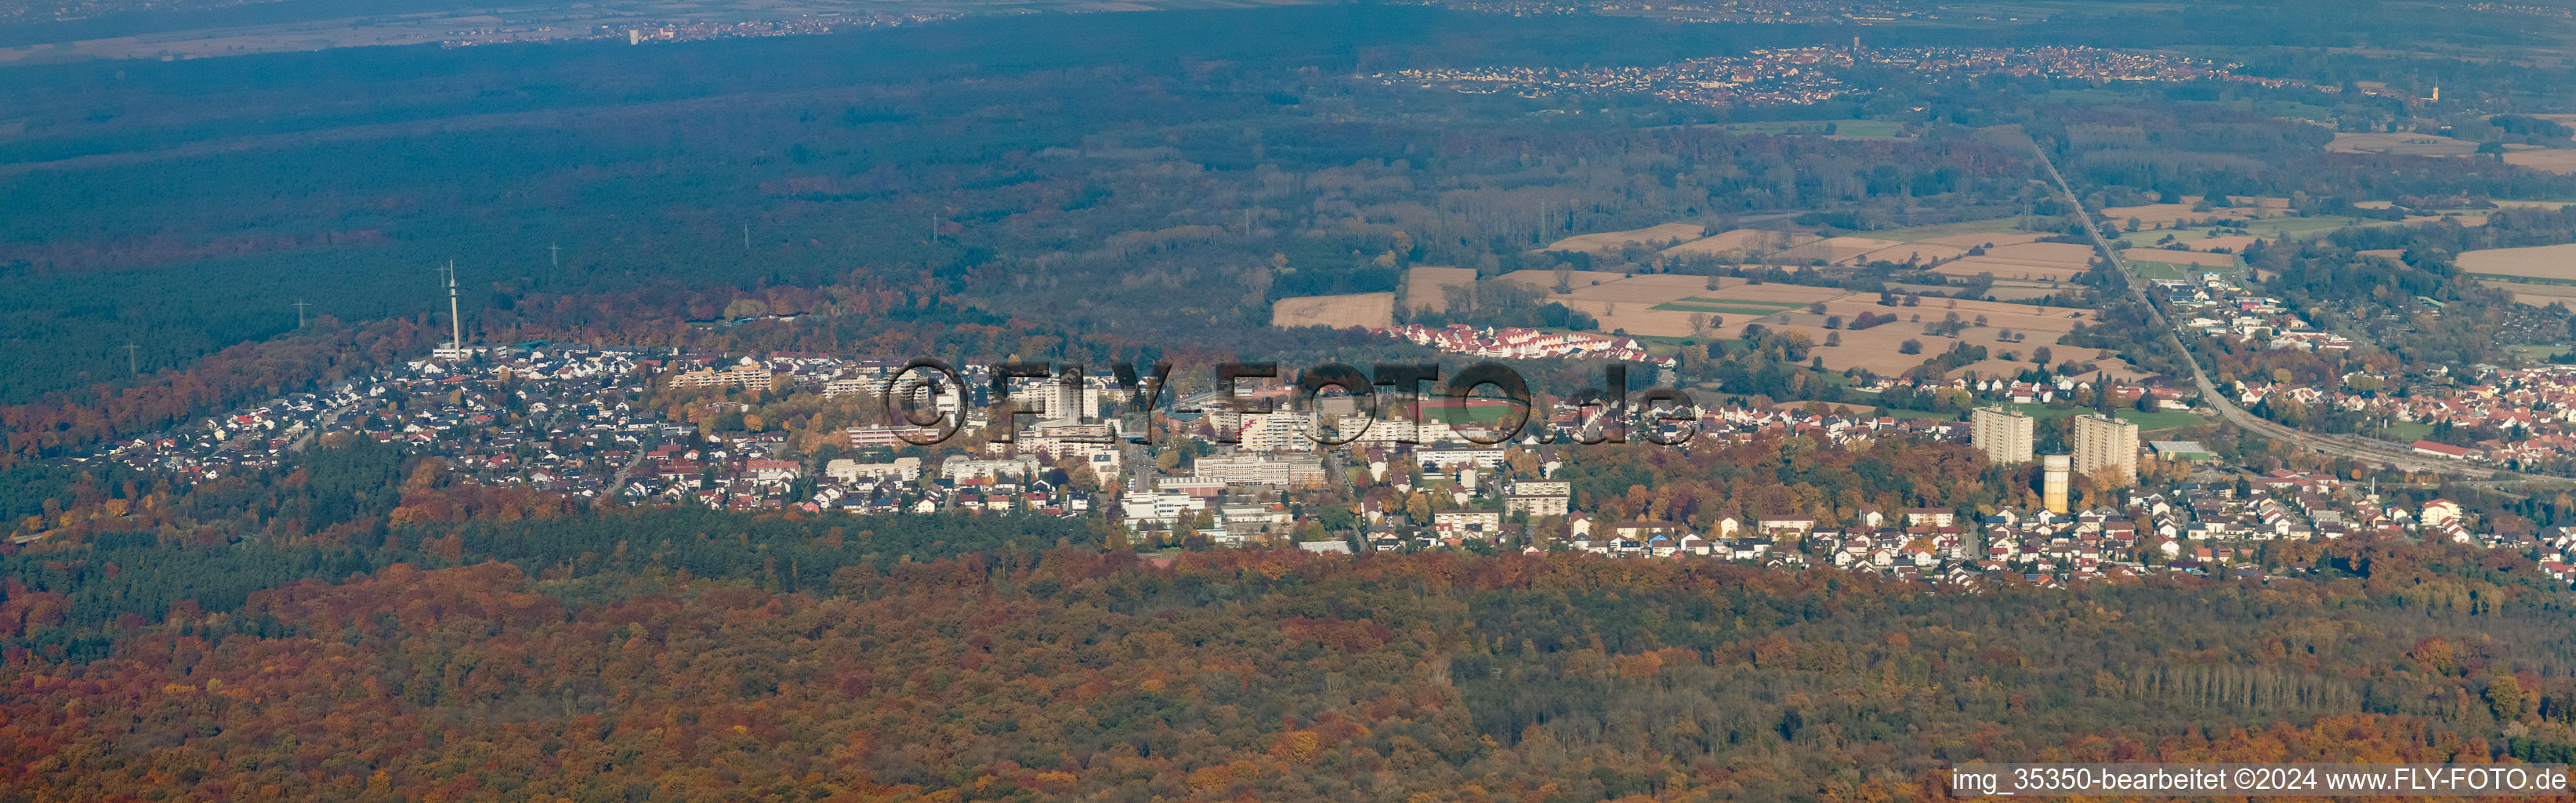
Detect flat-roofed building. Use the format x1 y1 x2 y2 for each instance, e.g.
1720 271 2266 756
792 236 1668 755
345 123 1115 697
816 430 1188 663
1505 481 1571 516
1970 406 2034 464
2072 414 2139 487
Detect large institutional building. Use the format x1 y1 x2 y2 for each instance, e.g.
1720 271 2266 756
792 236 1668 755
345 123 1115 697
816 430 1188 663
1970 406 2034 464
2072 413 2140 487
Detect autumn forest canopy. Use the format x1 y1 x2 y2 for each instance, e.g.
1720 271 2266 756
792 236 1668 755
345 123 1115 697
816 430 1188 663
14 537 2576 803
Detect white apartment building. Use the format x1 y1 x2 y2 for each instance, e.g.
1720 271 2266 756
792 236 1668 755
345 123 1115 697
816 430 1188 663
2072 413 2139 487
1970 406 2034 464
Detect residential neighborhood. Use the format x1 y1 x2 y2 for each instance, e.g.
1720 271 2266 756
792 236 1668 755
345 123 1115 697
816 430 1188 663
1382 45 2313 111
56 338 2553 591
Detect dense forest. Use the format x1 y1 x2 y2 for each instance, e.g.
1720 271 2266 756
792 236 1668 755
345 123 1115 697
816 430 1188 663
7 544 2576 802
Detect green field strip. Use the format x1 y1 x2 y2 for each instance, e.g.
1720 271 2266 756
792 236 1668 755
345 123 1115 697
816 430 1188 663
1676 296 1805 307
2471 273 2576 287
1652 303 1799 315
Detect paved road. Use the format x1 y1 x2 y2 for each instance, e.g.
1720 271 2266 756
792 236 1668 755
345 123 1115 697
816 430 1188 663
2028 142 2495 478
287 399 366 452
595 447 649 509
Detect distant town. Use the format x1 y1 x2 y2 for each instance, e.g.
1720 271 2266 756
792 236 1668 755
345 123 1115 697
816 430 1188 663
58 325 2561 590
1381 45 2321 110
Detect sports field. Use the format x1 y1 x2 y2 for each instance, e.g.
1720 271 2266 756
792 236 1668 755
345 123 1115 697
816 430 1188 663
2129 260 2200 282
2129 252 2239 282
2510 344 2574 360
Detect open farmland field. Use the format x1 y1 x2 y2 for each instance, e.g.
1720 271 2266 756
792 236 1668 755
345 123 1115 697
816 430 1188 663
1933 242 2096 282
1404 266 1479 313
1661 228 1817 258
1492 272 1843 337
1942 350 2148 383
1918 231 2048 248
1853 242 1970 265
1744 297 2102 374
1798 296 2095 339
1541 223 1708 255
1687 282 1849 303
1494 268 2103 375
1444 265 2114 375
1802 326 1968 374
1497 268 1632 292
1978 284 2071 301
1844 218 2034 243
1775 236 1898 264
2505 151 2576 174
2459 243 2576 282
1552 272 1730 303
1789 328 2112 377
2324 133 2576 176
2480 278 2576 307
2100 198 2269 227
1270 292 1395 330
